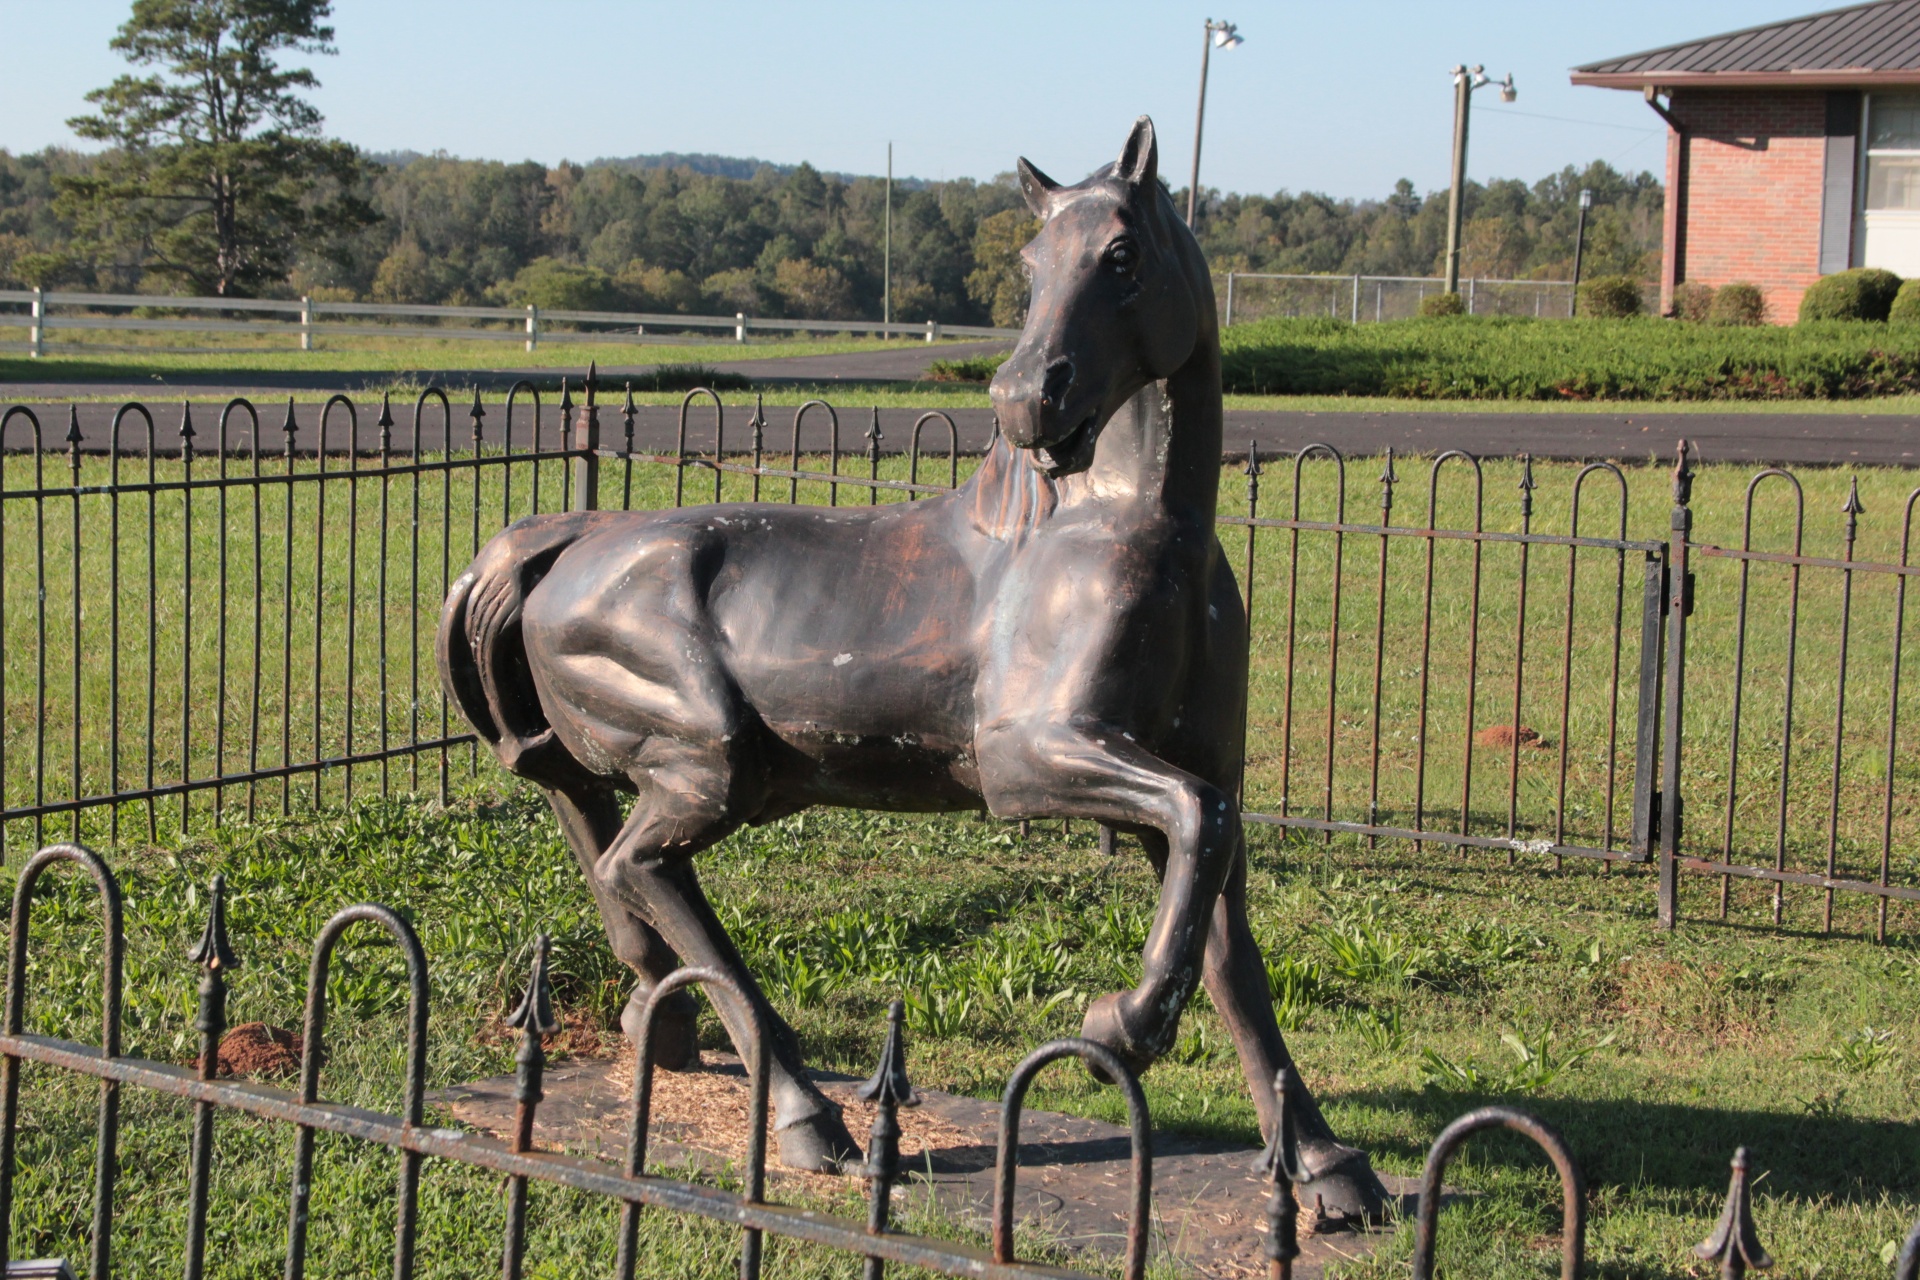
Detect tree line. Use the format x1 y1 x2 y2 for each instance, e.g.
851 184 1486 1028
0 0 1663 326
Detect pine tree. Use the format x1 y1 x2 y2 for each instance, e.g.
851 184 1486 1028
57 0 375 295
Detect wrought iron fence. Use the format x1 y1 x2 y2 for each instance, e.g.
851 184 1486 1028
0 388 588 859
0 841 1897 1278
3 378 1918 938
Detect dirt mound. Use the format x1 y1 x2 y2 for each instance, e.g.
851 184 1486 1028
1475 723 1544 750
205 1022 304 1078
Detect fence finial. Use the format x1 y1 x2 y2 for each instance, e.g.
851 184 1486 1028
1672 438 1695 506
281 396 298 451
178 401 196 451
1694 1147 1771 1279
377 392 394 451
188 874 238 973
585 361 599 404
1843 475 1864 544
858 999 917 1274
65 405 82 453
1380 447 1397 516
1257 1067 1310 1279
469 386 485 433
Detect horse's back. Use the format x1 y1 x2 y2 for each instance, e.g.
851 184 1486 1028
521 497 989 807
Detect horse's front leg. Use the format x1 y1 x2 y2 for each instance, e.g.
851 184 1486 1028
979 718 1235 1070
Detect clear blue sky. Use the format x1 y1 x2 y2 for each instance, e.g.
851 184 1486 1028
0 0 1827 199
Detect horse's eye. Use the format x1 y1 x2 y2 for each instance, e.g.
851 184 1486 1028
1107 241 1137 273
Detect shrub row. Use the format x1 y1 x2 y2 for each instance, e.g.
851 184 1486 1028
1218 314 1920 400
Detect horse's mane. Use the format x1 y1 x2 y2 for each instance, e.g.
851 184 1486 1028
966 433 1059 542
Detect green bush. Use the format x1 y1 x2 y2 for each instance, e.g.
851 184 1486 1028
1577 275 1642 319
1418 291 1465 317
1217 313 1920 400
1891 279 1920 325
1671 281 1715 323
1708 282 1767 327
499 257 614 312
1798 267 1902 322
625 363 750 392
927 351 1010 383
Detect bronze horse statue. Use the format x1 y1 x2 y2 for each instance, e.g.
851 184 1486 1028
439 117 1382 1218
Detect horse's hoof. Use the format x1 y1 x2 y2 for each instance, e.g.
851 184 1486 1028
1295 1136 1389 1229
775 1109 863 1174
1079 991 1159 1077
621 986 701 1073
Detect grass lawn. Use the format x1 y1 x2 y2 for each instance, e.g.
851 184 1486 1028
7 791 1919 1278
5 450 1920 1274
0 331 976 381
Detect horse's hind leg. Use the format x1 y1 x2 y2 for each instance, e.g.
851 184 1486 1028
1196 836 1386 1223
592 767 862 1175
541 781 698 1069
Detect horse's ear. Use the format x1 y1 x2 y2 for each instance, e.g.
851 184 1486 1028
1017 157 1060 219
1116 115 1158 190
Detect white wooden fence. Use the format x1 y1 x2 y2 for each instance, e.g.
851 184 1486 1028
0 288 1019 357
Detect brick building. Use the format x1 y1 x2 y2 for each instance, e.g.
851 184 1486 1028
1573 0 1920 320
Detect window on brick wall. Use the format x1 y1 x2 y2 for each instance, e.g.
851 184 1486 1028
1867 93 1920 210
1861 93 1920 275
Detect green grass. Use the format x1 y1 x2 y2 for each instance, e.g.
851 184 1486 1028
1221 315 1920 401
6 448 1920 1274
0 331 977 383
8 794 1920 1278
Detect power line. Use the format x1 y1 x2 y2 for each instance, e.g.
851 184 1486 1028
1478 106 1659 134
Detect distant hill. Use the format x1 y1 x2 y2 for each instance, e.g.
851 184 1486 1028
588 152 930 189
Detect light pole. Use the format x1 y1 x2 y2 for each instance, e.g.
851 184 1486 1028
1442 64 1516 297
883 142 892 327
1570 187 1593 316
1187 18 1244 228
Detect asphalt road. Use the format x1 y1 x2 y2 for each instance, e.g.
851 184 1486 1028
5 341 1920 465
9 401 1917 468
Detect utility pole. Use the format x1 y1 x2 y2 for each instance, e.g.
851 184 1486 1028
1187 19 1243 228
883 143 893 328
1443 64 1515 297
1570 187 1593 316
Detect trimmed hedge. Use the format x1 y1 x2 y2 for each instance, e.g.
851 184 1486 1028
1892 279 1920 326
1218 314 1920 400
1418 292 1465 317
1577 275 1641 319
1708 282 1767 327
1799 268 1902 322
1672 281 1714 323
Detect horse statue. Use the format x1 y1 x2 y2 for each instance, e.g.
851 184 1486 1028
438 116 1383 1220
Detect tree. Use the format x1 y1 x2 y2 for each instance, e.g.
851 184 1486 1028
966 208 1038 327
58 0 375 295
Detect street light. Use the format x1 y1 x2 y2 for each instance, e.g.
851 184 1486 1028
1442 63 1518 297
1570 187 1593 316
1187 18 1244 228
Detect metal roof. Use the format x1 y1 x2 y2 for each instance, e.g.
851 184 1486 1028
1571 0 1920 88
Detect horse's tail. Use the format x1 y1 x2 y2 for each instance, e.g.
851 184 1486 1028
436 511 600 783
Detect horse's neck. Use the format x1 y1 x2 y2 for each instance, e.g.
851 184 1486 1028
1068 338 1223 524
964 333 1222 542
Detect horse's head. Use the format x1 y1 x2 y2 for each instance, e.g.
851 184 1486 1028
989 115 1206 478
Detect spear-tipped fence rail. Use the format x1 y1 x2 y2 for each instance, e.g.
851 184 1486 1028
3 842 1901 1276
4 377 1920 937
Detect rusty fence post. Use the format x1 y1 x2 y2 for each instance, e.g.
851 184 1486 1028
573 364 601 513
1658 439 1694 929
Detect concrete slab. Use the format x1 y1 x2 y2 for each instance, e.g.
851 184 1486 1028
436 1054 1410 1279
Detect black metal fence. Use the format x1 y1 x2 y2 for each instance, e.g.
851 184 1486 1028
4 377 1920 938
8 842 1907 1278
1 841 1607 1279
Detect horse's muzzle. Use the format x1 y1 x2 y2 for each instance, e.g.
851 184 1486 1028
990 352 1099 467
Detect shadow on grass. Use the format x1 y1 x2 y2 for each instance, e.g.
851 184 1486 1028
1344 1086 1920 1205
